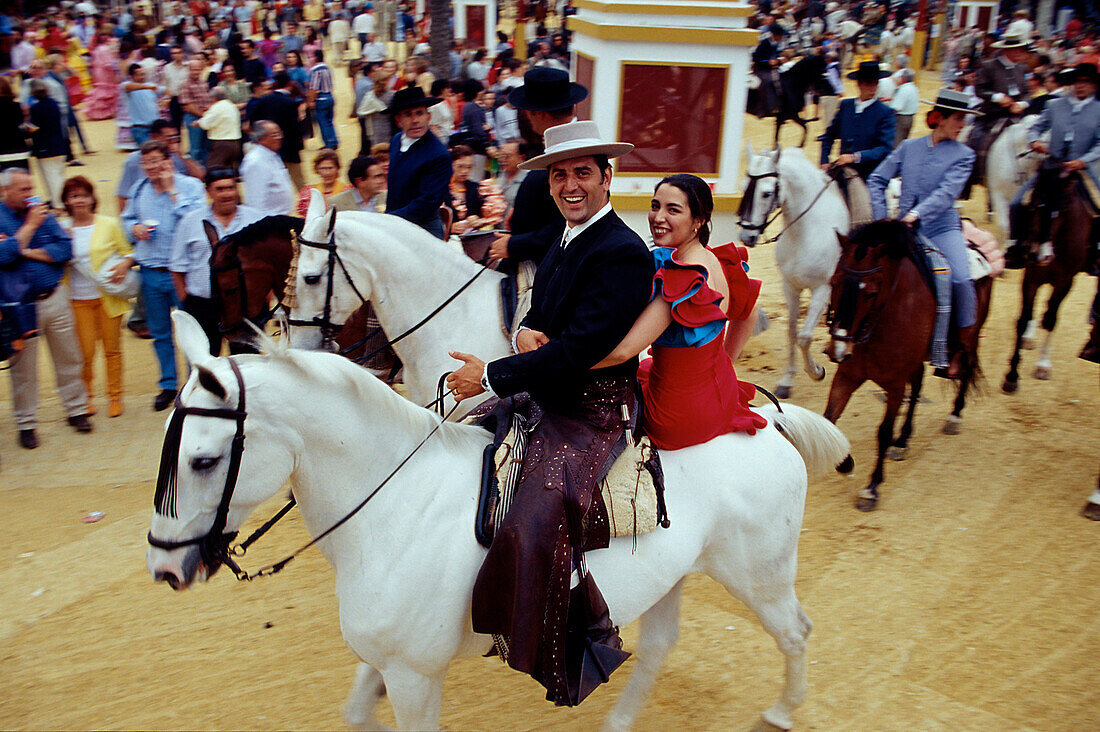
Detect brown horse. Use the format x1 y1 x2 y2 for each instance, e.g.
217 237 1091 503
1002 166 1093 393
208 215 302 346
824 221 993 511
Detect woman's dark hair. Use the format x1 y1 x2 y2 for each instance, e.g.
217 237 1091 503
654 173 714 245
61 175 97 214
430 78 449 96
451 144 474 160
128 62 142 76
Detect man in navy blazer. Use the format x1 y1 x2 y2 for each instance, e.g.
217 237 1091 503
383 86 452 238
447 121 652 705
819 61 896 179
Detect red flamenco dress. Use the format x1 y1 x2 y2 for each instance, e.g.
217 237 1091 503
637 243 768 450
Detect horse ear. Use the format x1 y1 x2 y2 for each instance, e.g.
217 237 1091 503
305 187 325 221
202 220 220 250
172 310 216 370
836 232 851 251
196 365 229 402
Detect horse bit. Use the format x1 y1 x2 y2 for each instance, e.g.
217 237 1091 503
738 166 835 246
826 259 898 346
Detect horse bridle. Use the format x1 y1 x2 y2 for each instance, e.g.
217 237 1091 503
148 358 250 579
738 170 782 243
285 228 371 348
210 243 282 336
826 259 899 346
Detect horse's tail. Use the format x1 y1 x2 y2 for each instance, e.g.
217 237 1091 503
760 402 850 478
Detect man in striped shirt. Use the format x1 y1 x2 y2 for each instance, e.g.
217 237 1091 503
308 50 339 149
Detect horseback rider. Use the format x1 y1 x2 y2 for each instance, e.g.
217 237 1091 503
749 24 788 118
963 30 1031 197
868 88 979 378
819 60 896 224
1006 62 1100 271
445 121 652 706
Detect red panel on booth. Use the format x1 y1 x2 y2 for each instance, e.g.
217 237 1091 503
618 63 727 175
466 6 486 48
575 53 594 122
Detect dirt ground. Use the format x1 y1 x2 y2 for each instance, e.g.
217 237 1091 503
1 62 1098 731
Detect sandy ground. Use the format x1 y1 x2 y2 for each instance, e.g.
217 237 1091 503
1 62 1098 731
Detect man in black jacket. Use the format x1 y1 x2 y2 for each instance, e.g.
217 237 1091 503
488 67 587 264
249 71 306 189
447 121 651 706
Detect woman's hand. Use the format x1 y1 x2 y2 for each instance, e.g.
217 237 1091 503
109 259 133 284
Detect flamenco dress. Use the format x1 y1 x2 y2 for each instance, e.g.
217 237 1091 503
637 243 768 450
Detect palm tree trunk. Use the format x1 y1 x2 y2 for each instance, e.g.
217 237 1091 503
429 0 454 80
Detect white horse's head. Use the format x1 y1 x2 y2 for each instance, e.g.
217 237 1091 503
738 143 782 246
288 191 374 351
146 311 297 590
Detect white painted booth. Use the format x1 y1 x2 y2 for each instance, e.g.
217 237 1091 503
452 0 498 50
953 1 1001 34
566 0 757 234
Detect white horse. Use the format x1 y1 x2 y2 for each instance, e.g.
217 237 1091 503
288 192 510 419
148 311 851 730
738 144 850 400
983 114 1042 237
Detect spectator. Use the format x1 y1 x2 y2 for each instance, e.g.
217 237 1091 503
197 87 244 171
217 63 252 110
0 79 31 173
371 142 390 179
121 62 161 147
0 167 90 448
891 68 919 147
361 32 387 63
162 45 189 130
446 144 492 235
352 6 375 49
241 120 296 214
403 55 434 94
19 59 69 122
308 49 339 149
250 71 307 189
383 86 451 238
281 22 305 55
60 175 134 418
239 39 268 85
494 138 528 214
27 80 68 209
120 140 205 411
179 59 214 163
466 49 490 83
294 148 352 216
170 167 263 355
117 120 204 214
459 81 495 180
329 155 387 213
329 13 351 65
428 78 454 143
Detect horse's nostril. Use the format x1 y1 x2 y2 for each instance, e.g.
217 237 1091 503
304 275 321 285
156 570 183 590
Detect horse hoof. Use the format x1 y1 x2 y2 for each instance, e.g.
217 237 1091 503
1022 337 1036 350
1033 366 1051 380
1002 378 1019 394
887 445 908 461
774 384 792 400
855 493 878 512
942 417 961 436
836 454 855 474
1082 502 1100 521
810 364 826 381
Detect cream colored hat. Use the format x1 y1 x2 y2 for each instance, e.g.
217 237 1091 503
519 120 634 171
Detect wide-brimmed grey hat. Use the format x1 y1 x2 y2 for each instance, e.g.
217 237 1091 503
921 88 980 115
993 31 1029 49
518 121 633 170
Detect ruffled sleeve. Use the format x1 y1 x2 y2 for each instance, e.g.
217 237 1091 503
711 242 762 322
651 247 727 348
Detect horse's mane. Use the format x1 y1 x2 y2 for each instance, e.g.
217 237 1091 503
848 220 914 262
223 215 304 249
333 211 488 277
776 147 830 192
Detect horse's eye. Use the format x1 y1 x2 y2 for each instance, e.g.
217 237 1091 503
762 192 772 198
304 274 322 285
190 456 220 472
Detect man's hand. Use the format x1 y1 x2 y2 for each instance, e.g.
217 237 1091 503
488 232 510 260
23 202 48 231
132 224 152 241
1030 140 1048 154
820 162 832 171
834 153 857 167
1064 159 1086 172
901 212 919 226
446 351 486 401
516 328 548 353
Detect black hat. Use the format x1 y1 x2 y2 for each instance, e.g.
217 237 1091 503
768 23 788 37
382 85 442 115
1071 62 1100 85
507 67 588 112
847 61 891 81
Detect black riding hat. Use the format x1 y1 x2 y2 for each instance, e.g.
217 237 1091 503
1070 62 1100 85
847 61 890 81
508 67 588 112
382 86 442 115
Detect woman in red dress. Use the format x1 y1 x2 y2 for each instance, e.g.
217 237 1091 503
596 174 766 449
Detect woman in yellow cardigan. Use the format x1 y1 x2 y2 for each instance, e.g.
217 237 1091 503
61 176 134 418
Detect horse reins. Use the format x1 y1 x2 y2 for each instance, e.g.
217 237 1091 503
827 258 900 346
148 357 464 581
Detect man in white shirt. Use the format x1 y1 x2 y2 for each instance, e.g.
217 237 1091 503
890 68 920 146
361 32 387 62
352 8 376 48
240 120 296 214
10 30 37 79
1005 10 1034 43
162 46 190 130
197 88 243 170
328 13 351 64
171 167 264 355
